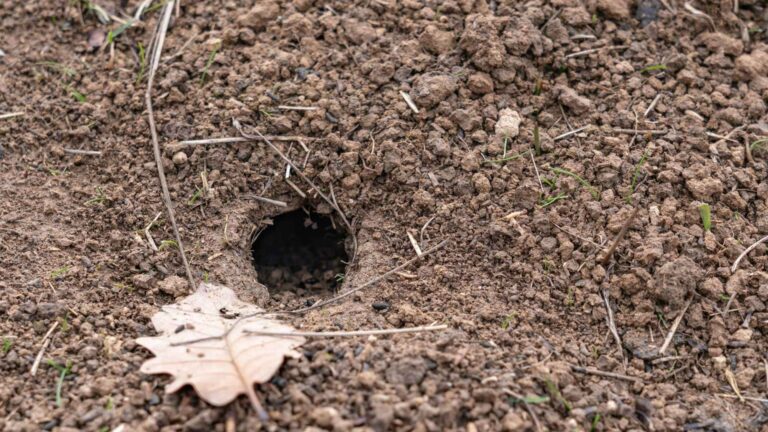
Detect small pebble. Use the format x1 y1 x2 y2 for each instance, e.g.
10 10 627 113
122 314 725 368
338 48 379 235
172 151 188 165
372 301 390 311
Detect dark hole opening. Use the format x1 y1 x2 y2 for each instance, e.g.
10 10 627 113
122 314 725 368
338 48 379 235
251 209 348 297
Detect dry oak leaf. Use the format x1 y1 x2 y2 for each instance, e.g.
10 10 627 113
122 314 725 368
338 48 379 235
137 283 304 417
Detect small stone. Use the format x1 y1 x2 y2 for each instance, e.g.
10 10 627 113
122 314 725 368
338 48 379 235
172 151 188 165
472 173 491 193
357 371 378 389
428 134 451 157
80 408 103 424
735 50 768 81
712 355 727 370
411 74 458 108
371 403 395 431
372 301 390 311
730 328 753 344
541 237 558 251
557 86 592 115
467 72 494 94
81 345 99 360
502 411 526 431
311 407 341 428
131 273 155 290
653 257 701 309
495 108 522 138
420 25 455 55
36 302 61 318
237 1 280 30
158 275 188 297
385 357 427 386
593 0 631 20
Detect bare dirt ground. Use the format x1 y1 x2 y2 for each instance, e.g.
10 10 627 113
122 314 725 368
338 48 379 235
2 0 768 431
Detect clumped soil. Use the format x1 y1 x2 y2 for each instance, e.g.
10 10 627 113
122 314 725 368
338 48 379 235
2 0 768 431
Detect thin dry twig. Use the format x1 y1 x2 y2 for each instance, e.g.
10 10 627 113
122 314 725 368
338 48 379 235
611 128 667 135
602 289 626 367
400 91 420 114
30 321 60 376
64 148 102 156
244 195 288 208
658 297 693 355
564 45 628 59
530 149 544 193
176 135 311 147
277 105 318 111
552 223 603 248
570 365 641 382
731 234 768 273
144 212 162 252
407 232 423 257
717 393 768 403
291 239 448 314
419 216 436 245
553 125 590 141
0 111 24 120
244 324 447 338
684 2 716 30
599 207 639 265
745 136 755 165
644 93 663 118
145 1 195 289
235 124 358 260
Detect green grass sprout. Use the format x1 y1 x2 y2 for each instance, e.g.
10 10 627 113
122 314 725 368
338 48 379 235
625 151 649 203
200 41 221 84
484 150 531 165
640 64 667 73
540 193 569 208
699 203 712 231
552 167 599 199
85 187 107 205
47 359 73 407
50 266 70 280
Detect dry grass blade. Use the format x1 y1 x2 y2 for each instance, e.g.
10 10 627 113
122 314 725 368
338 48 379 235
243 324 447 338
64 148 102 156
137 283 305 420
400 91 419 114
0 111 24 120
291 239 448 314
599 207 639 265
684 2 716 30
570 365 641 383
724 368 744 402
731 234 768 273
145 1 195 289
602 289 626 367
658 297 692 355
30 321 60 376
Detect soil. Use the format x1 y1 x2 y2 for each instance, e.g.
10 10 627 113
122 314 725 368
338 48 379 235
1 0 768 431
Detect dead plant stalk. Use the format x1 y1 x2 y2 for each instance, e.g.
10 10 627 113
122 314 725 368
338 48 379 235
145 0 195 289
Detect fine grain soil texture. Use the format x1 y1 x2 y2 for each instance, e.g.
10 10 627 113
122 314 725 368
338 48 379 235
2 0 768 431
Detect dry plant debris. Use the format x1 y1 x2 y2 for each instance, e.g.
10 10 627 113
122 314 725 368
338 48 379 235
137 283 304 420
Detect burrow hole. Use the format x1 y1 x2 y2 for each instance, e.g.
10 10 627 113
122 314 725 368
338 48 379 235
251 208 349 300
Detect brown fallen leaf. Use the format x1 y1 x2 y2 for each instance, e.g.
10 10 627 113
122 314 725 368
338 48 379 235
137 283 304 419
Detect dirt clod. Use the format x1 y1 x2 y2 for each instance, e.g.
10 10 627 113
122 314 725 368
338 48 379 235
654 257 701 309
